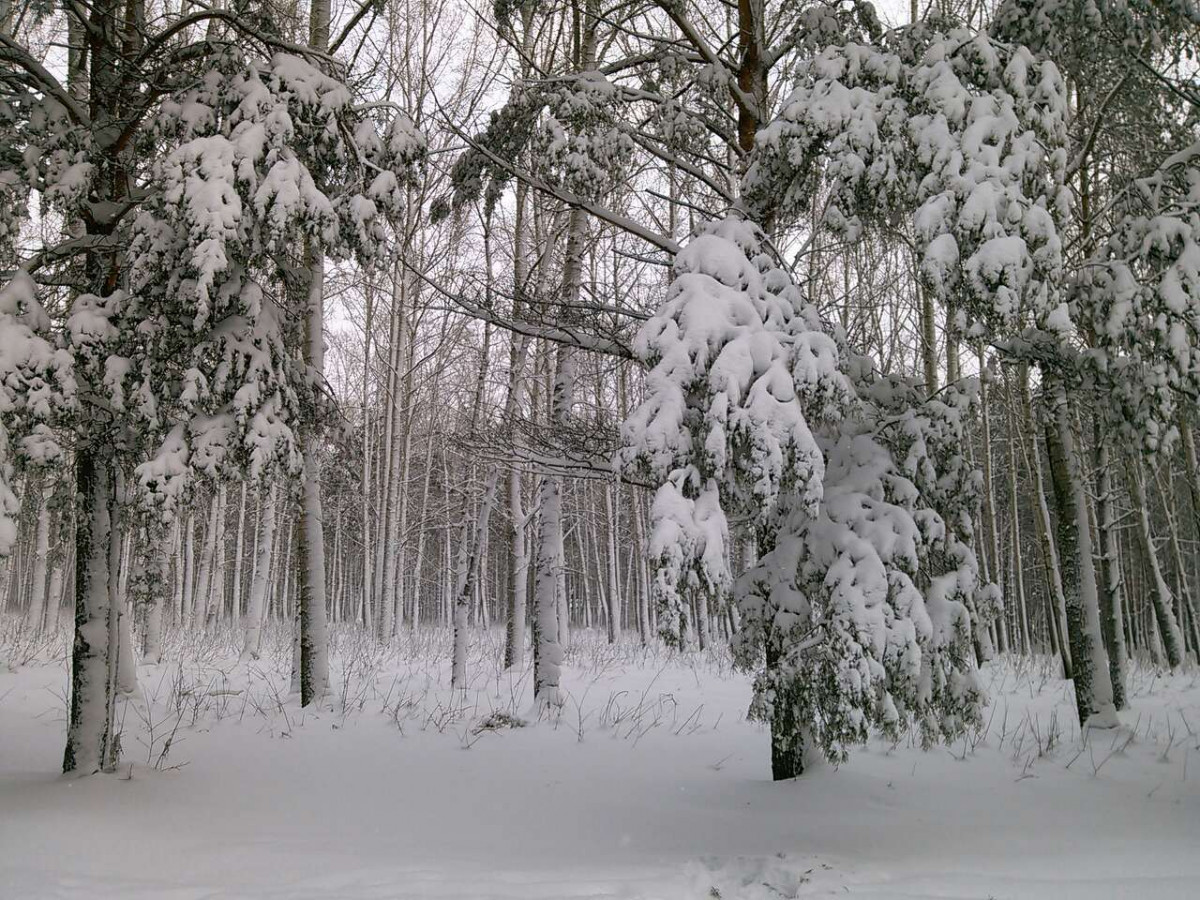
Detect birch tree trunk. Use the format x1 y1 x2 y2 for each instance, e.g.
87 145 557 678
1128 457 1185 669
241 482 278 663
502 31 535 667
143 519 172 665
380 260 410 639
604 481 620 643
977 351 1008 653
181 511 195 629
534 465 566 706
505 458 529 668
198 486 224 627
375 291 398 631
292 0 333 707
361 279 376 629
231 481 247 620
111 473 139 697
1094 435 1127 708
1155 462 1200 660
631 487 651 644
1005 385 1030 656
556 508 569 649
46 563 64 636
452 473 500 689
25 478 50 632
532 0 598 705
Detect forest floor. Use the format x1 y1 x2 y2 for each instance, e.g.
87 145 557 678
1 621 1198 899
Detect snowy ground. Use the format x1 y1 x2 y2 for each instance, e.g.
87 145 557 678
2 621 1198 899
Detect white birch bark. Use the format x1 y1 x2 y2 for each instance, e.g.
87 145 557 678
533 469 565 707
231 481 247 620
410 410 437 626
380 260 409 639
296 0 332 707
604 481 620 643
181 511 195 629
452 472 500 689
143 519 173 666
25 479 50 632
1129 457 1185 669
361 280 376 628
46 564 64 636
111 473 138 697
197 487 223 627
1094 438 1127 706
241 482 278 663
631 488 651 644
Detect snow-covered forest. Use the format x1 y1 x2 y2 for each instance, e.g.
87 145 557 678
2 0 1199 896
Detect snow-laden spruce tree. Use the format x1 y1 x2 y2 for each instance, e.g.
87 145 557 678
621 216 984 778
0 8 422 773
0 273 71 558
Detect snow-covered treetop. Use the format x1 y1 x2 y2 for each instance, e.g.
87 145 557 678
1077 156 1200 450
127 50 423 512
992 0 1200 61
0 42 424 524
746 24 1071 346
619 215 851 642
986 0 1200 452
435 65 636 224
621 215 850 532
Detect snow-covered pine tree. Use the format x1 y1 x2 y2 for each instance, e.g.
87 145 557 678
0 273 69 560
740 19 1126 728
621 216 984 777
0 6 423 773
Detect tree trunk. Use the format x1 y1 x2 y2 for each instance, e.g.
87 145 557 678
452 473 500 689
231 481 247 620
1128 457 1185 669
1043 386 1117 728
631 487 651 645
604 481 621 643
24 478 50 632
63 452 117 774
241 482 278 663
143 520 171 665
1154 462 1200 660
977 350 1007 653
1020 367 1072 677
534 468 565 707
360 279 376 629
1093 434 1127 708
197 487 224 627
295 0 332 708
381 259 410 639
1004 375 1030 655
